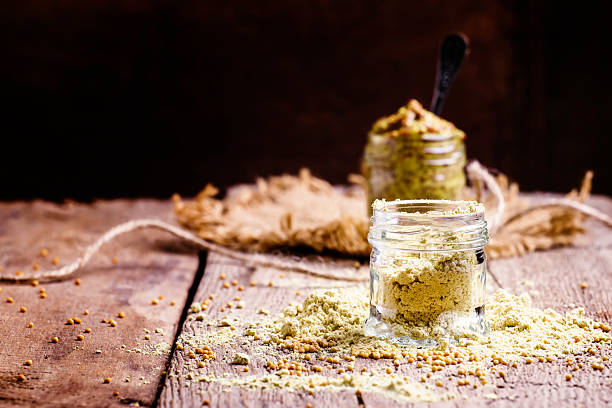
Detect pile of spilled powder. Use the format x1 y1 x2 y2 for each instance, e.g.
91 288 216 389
176 286 610 403
273 287 610 359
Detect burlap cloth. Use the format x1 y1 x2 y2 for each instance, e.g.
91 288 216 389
173 165 605 260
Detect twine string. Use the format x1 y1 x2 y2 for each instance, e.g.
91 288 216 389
0 219 368 283
1 161 610 283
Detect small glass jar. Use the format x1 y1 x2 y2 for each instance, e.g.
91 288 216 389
362 100 466 211
364 199 489 347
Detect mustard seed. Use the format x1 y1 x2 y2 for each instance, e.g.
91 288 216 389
31 279 39 286
51 337 59 343
84 328 92 333
83 309 89 315
25 360 33 366
103 378 112 384
151 299 159 305
40 293 46 299
249 281 256 286
223 282 230 289
170 300 176 306
20 306 27 313
17 374 26 381
40 248 49 257
118 311 126 318
231 280 238 286
52 257 60 265
74 279 81 285
76 335 85 341
112 257 118 264
6 297 14 303
27 322 34 328
66 318 74 325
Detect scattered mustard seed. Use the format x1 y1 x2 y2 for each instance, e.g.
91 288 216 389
40 293 46 299
40 248 49 257
113 391 119 397
268 281 274 287
17 374 26 381
74 279 81 286
76 335 85 341
84 328 92 333
51 337 59 343
33 264 40 271
118 311 126 318
73 317 82 324
223 283 230 289
151 299 159 305
219 274 226 280
6 297 14 303
158 295 164 300
25 360 33 366
209 294 215 299
231 280 238 286
20 306 27 313
66 318 74 325
249 281 256 287
296 291 301 296
237 285 244 291
170 300 176 306
31 280 39 286
112 257 118 264
83 309 89 315
580 282 588 289
109 319 117 327
52 257 60 265
15 271 23 276
103 377 112 384
565 374 572 381
27 322 34 328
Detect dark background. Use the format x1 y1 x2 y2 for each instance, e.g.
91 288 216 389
2 1 611 201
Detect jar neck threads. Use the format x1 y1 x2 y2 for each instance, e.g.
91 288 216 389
368 200 489 252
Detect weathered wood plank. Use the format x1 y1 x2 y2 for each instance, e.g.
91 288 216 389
162 194 612 408
160 253 363 407
0 200 199 407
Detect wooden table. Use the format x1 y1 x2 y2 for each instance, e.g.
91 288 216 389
0 195 610 407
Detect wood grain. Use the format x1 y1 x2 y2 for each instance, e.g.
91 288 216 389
162 194 612 408
0 200 200 407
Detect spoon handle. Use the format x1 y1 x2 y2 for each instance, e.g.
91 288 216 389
430 33 470 115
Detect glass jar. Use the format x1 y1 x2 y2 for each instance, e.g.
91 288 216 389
364 199 489 347
362 100 466 210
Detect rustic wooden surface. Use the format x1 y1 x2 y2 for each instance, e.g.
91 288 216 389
161 194 612 408
0 200 200 407
0 194 611 407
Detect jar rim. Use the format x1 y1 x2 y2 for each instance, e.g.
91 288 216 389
372 199 484 217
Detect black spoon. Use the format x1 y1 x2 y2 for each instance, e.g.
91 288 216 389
430 33 470 115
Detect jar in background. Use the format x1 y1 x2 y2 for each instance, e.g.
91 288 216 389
362 100 466 210
364 199 489 347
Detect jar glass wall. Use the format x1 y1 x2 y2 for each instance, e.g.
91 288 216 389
364 200 489 347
